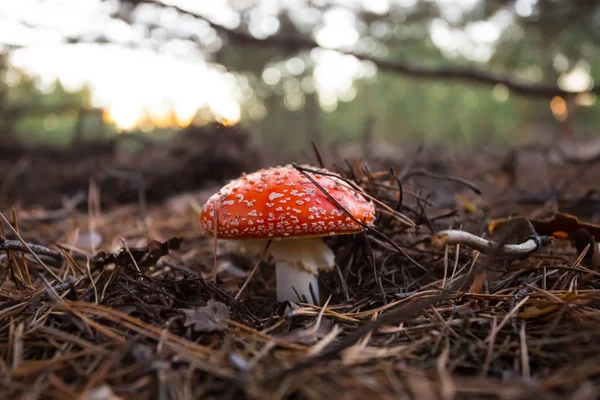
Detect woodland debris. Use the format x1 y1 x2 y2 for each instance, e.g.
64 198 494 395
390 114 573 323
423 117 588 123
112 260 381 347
2 144 600 399
431 229 552 257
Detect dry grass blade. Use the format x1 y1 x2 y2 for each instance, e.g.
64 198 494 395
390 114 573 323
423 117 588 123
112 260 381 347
3 143 600 399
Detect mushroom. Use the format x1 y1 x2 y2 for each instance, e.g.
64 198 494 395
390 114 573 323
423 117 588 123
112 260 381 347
199 164 376 305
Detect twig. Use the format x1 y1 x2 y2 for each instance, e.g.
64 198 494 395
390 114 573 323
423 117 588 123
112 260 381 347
389 167 404 212
311 141 326 169
401 168 482 195
292 163 425 271
0 239 63 265
0 212 63 282
293 163 415 227
431 230 553 257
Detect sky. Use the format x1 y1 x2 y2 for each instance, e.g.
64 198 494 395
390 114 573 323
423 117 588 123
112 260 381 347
0 0 593 130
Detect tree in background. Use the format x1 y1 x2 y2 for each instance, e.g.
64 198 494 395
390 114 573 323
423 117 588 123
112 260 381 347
0 0 598 156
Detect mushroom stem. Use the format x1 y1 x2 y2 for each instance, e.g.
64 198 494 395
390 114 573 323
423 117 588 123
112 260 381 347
229 236 336 305
275 260 319 304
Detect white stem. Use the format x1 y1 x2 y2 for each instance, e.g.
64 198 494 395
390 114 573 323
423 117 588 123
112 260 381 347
227 236 335 305
276 260 319 304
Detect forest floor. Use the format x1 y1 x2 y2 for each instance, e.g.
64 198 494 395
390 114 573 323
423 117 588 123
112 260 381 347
1 125 600 400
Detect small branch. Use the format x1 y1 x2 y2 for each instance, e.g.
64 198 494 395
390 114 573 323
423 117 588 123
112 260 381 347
6 1 594 97
0 239 63 266
139 0 598 98
431 230 553 257
0 211 64 283
401 168 482 195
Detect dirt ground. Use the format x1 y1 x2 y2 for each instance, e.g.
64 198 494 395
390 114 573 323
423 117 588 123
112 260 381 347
1 125 600 399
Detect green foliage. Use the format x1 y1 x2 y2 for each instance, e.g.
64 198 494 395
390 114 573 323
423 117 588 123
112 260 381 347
2 0 599 154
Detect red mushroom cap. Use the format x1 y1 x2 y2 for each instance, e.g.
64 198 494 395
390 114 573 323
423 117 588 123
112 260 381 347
200 164 375 240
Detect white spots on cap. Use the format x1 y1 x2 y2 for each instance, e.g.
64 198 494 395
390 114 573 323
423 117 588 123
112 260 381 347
199 163 375 239
269 192 284 201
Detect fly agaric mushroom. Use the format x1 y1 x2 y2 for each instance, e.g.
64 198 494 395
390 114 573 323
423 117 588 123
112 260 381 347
200 164 376 304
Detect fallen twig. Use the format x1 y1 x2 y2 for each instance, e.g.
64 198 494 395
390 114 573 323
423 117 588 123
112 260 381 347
431 230 553 257
0 239 63 266
0 211 63 282
401 168 482 195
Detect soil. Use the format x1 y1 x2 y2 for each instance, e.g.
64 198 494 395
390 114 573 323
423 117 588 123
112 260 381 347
1 126 600 399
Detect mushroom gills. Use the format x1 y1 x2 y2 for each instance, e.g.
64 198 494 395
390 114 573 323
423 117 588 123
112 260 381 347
229 236 336 303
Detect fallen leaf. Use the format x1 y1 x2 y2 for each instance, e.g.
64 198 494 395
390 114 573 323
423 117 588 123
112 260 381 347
467 271 488 308
489 213 600 241
183 300 230 333
489 213 600 268
489 217 538 244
